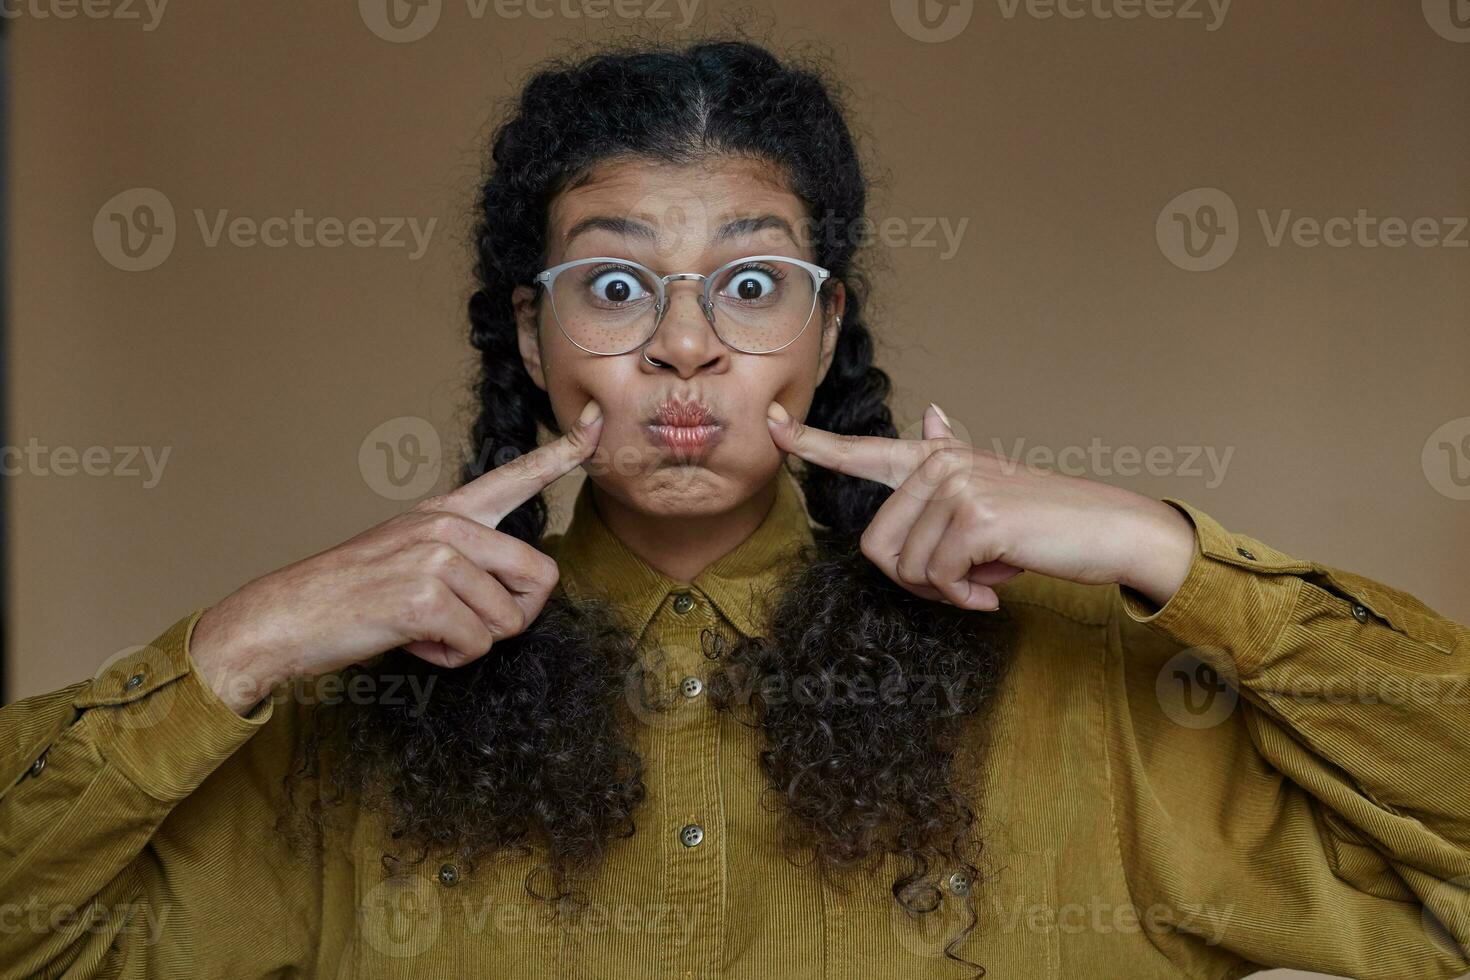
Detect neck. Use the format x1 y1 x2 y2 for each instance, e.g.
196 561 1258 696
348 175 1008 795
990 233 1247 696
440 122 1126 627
590 476 779 583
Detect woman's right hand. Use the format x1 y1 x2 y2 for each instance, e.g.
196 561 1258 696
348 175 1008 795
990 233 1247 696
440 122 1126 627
189 400 603 715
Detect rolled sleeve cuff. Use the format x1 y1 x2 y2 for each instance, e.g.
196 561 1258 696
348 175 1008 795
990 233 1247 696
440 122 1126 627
72 608 275 803
1116 498 1311 678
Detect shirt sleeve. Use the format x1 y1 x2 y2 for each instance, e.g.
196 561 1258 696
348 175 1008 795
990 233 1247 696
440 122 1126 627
0 608 321 979
1104 497 1470 980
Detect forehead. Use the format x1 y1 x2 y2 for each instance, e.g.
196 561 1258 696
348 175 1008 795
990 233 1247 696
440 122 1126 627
545 154 811 263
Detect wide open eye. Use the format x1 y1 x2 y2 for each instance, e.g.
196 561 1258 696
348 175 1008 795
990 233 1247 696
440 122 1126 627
584 265 653 306
718 263 783 303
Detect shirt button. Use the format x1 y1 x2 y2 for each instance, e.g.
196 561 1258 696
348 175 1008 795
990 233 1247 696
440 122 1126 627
945 870 971 896
680 676 703 699
679 823 704 848
1350 603 1370 623
1235 547 1257 561
672 594 695 615
29 755 46 777
123 671 146 692
437 864 460 887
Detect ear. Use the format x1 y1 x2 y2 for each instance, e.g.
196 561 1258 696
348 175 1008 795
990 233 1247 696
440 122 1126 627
815 280 846 388
513 284 548 391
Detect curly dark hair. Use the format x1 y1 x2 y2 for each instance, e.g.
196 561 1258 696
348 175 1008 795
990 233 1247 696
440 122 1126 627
290 34 1013 976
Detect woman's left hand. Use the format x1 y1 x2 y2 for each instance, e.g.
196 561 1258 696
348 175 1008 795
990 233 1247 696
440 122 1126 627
766 401 1198 611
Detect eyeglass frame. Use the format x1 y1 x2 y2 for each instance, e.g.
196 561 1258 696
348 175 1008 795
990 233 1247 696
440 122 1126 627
532 253 833 356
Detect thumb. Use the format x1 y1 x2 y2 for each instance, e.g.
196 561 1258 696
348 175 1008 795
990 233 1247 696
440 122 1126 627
922 402 954 441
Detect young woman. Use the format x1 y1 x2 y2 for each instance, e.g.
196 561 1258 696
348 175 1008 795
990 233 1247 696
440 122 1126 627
2 39 1467 980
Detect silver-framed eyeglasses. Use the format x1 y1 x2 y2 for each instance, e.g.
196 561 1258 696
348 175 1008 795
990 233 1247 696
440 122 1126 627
533 254 831 356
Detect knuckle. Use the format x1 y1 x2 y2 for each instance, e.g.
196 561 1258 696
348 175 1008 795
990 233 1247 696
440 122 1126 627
960 493 998 525
929 445 972 470
418 540 462 572
481 603 522 640
506 603 530 637
404 580 450 621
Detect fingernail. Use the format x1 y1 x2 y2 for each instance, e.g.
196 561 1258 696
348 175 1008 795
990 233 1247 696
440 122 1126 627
578 399 603 426
766 401 790 425
930 402 952 428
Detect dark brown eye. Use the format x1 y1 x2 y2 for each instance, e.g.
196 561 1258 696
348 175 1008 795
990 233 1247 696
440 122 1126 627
586 268 650 306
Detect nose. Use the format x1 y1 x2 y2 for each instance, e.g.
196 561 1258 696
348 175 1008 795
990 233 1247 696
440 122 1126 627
640 280 729 378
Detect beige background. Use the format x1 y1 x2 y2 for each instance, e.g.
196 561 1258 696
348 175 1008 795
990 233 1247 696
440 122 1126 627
6 4 1468 978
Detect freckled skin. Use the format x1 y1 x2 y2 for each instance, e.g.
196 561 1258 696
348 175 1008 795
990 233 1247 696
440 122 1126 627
512 155 846 524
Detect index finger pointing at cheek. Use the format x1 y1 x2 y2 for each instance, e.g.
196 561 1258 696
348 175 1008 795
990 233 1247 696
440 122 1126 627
765 400 932 489
441 398 604 528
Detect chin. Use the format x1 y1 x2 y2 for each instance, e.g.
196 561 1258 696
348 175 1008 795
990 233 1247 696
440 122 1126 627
596 452 776 518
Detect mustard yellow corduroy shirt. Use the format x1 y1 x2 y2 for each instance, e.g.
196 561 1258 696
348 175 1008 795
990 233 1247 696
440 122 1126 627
2 468 1469 980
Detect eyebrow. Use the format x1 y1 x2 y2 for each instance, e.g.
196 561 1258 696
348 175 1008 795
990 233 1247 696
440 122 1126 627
563 213 797 247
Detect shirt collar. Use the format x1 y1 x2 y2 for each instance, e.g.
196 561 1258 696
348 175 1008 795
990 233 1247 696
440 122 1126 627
546 466 815 641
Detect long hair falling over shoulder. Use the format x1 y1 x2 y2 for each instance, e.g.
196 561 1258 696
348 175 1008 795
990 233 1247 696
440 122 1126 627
289 35 1013 976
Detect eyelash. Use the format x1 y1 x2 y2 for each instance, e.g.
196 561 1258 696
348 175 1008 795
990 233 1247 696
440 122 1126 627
575 261 789 291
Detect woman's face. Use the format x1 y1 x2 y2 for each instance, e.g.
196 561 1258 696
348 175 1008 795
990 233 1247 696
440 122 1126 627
512 155 845 519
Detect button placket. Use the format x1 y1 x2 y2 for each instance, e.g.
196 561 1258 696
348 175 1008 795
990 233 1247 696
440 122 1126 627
649 591 724 977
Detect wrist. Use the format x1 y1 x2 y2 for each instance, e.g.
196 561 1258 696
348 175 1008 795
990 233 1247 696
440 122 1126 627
1117 497 1197 609
189 605 284 716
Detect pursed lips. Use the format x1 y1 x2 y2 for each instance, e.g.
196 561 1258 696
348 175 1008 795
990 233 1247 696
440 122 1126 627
645 398 724 459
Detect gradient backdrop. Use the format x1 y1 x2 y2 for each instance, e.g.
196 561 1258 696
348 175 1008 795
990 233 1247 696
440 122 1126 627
5 4 1468 978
